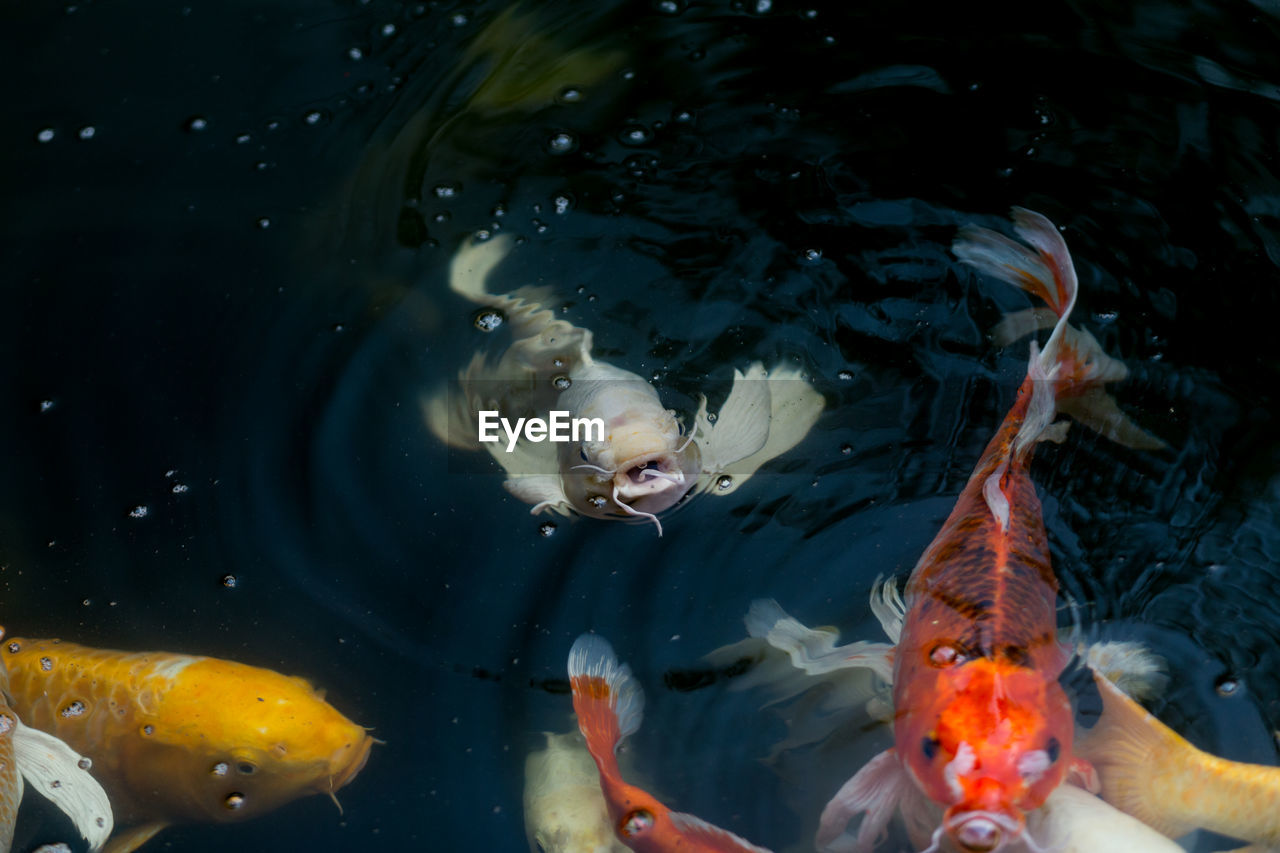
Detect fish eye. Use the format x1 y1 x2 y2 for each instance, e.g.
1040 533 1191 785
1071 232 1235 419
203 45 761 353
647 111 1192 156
921 735 940 760
1045 737 1060 763
928 642 962 667
620 809 654 837
237 761 257 775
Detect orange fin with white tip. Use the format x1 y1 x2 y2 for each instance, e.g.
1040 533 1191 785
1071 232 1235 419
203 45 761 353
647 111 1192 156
567 634 644 771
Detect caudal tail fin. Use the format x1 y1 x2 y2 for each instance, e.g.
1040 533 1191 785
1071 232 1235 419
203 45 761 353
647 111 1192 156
954 207 1164 451
567 634 645 774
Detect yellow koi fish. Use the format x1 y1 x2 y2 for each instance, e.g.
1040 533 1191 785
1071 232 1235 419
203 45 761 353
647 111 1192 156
426 235 824 536
1077 668 1280 849
524 730 629 853
3 637 373 853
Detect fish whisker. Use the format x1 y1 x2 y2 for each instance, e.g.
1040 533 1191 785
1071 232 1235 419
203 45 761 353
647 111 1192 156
572 462 616 476
612 484 663 537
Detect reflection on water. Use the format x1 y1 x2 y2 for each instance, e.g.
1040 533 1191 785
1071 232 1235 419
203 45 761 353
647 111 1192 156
3 0 1280 850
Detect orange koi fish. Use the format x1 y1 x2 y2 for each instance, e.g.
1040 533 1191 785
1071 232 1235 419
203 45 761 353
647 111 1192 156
567 634 774 853
3 637 374 853
815 209 1162 853
1077 668 1280 849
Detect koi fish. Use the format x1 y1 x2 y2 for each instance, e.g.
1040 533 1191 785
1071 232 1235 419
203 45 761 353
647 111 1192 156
1024 784 1184 853
718 209 1162 852
1076 668 1280 849
425 235 824 535
567 634 774 852
3 637 374 853
523 729 629 853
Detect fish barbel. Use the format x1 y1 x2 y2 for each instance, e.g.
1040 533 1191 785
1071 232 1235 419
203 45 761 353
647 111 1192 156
4 637 373 853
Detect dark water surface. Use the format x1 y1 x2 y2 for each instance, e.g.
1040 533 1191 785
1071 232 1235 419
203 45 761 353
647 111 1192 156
4 0 1280 850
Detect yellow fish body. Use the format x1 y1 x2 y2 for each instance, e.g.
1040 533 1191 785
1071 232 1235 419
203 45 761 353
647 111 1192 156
4 637 372 853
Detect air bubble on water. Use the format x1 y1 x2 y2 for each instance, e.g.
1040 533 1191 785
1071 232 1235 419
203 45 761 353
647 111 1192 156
538 522 557 537
60 701 86 718
804 8 818 17
674 110 693 123
348 47 364 60
716 475 733 491
754 0 772 12
172 483 189 494
548 132 577 154
841 445 853 455
256 217 271 229
221 574 238 589
78 757 92 770
434 183 459 198
128 505 148 519
474 310 504 332
619 125 652 146
211 762 228 776
552 375 571 391
838 370 854 381
36 128 55 143
381 23 396 37
801 248 823 264
557 88 583 104
304 110 324 126
492 203 507 218
235 133 251 144
587 495 607 508
78 126 96 140
553 195 572 215
451 12 469 26
473 229 492 242
183 116 207 133
433 212 450 223
654 0 684 14
39 399 55 413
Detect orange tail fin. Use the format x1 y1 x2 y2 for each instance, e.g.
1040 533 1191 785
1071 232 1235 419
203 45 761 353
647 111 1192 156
568 634 645 774
954 207 1164 452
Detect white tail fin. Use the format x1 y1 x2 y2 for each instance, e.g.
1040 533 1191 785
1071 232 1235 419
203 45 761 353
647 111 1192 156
567 634 644 762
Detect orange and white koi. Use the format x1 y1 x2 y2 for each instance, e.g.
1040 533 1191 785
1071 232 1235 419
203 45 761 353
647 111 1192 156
3 637 374 853
426 235 823 535
724 209 1160 853
567 634 773 853
1077 668 1280 849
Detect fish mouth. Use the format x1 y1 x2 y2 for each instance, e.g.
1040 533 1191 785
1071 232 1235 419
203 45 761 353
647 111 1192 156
943 808 1025 853
613 452 687 498
328 733 374 793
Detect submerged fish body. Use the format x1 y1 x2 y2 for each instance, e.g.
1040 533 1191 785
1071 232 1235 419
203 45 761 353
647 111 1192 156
567 634 773 853
1077 669 1280 849
523 730 629 853
713 209 1161 853
3 638 373 853
426 235 824 534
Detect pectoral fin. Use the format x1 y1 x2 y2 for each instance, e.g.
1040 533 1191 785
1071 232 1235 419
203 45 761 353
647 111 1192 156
13 719 113 850
103 822 167 853
503 474 572 515
817 748 915 853
698 363 823 495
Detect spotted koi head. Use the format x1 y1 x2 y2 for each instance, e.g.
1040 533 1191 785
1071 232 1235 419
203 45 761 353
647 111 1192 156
897 654 1073 852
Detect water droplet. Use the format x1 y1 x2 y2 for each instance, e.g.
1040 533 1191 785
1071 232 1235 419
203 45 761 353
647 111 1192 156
40 657 53 672
837 369 854 381
654 0 684 14
36 128 55 143
224 792 246 810
303 110 325 126
172 483 189 494
801 248 823 264
221 575 238 589
128 505 148 519
348 46 364 60
754 0 772 12
538 522 557 537
235 132 251 144
674 110 692 123
548 132 577 155
78 126 96 140
552 375 571 391
39 399 55 412
491 203 507 218
553 195 572 215
6 642 19 654
587 495 607 508
60 700 86 718
433 183 459 199
716 475 733 491
183 116 207 133
211 761 229 776
474 310 504 332
840 445 853 455
557 88 583 104
256 217 271 229
381 23 396 37
450 12 468 26
78 757 92 770
142 724 155 736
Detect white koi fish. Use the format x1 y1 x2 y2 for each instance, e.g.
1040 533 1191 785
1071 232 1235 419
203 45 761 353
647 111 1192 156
425 235 824 535
523 730 629 853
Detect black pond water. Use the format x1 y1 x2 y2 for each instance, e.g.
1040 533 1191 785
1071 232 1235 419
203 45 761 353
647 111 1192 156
3 0 1279 850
